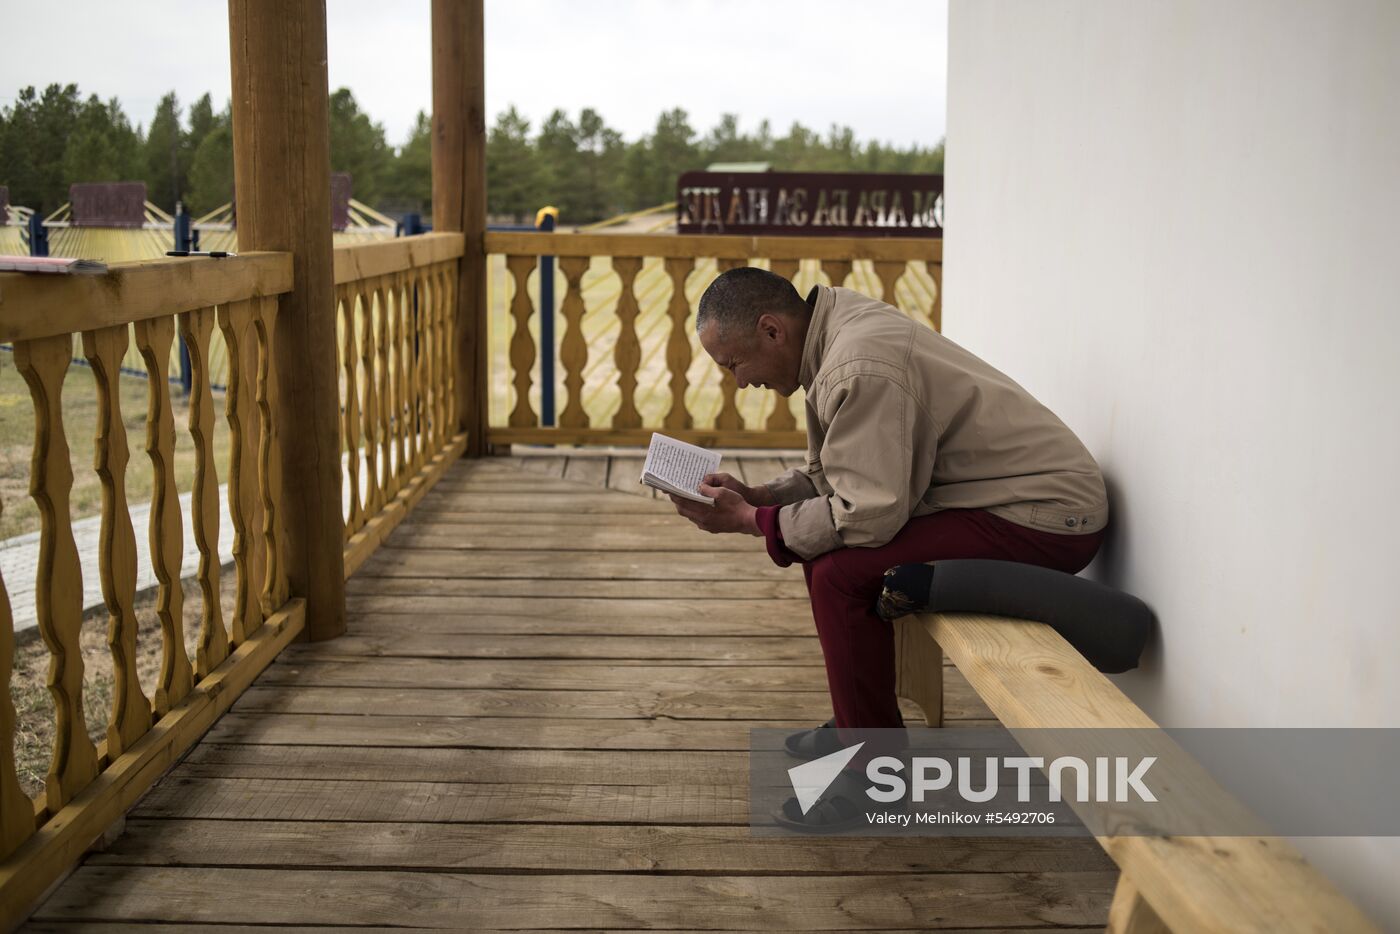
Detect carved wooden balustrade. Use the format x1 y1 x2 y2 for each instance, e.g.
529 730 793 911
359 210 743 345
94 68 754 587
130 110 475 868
484 231 942 450
0 255 305 897
333 233 469 574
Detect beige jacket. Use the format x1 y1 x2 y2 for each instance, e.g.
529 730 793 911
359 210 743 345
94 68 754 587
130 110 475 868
765 285 1108 560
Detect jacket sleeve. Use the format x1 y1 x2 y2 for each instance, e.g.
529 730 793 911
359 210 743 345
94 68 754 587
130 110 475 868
763 467 818 506
777 370 929 560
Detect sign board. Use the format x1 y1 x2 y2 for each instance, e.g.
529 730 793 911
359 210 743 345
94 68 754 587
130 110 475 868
70 182 147 227
677 171 942 238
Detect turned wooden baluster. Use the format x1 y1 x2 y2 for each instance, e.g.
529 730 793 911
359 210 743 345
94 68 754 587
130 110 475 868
178 307 230 678
0 496 32 858
253 296 288 615
712 258 746 431
823 258 853 291
418 269 435 454
445 264 462 428
873 259 911 319
406 270 420 476
132 318 195 716
439 263 452 450
243 301 269 625
431 261 448 439
393 272 413 478
80 325 154 757
425 265 443 451
338 286 363 536
662 257 695 431
413 271 428 462
556 256 591 429
412 269 430 457
356 284 382 517
217 299 262 643
382 276 402 494
769 258 800 284
611 256 644 429
435 263 451 446
506 254 538 427
374 278 397 499
384 274 402 479
764 259 801 432
12 336 98 811
439 263 455 442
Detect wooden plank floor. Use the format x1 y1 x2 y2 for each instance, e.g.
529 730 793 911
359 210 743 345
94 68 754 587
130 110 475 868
26 454 1117 931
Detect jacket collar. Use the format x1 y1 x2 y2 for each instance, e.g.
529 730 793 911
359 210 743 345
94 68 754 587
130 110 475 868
799 284 836 389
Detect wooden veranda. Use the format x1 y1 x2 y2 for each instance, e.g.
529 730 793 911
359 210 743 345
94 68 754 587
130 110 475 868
0 1 1380 931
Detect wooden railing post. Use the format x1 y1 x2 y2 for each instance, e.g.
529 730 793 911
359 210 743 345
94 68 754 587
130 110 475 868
228 0 346 641
432 0 488 456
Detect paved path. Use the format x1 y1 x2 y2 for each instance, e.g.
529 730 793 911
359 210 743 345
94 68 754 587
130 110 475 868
1 488 237 634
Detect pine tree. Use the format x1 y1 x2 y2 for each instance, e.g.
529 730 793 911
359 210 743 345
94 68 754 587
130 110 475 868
63 95 142 191
645 108 699 207
536 109 581 220
143 92 186 211
574 108 624 222
486 106 538 221
382 110 432 216
328 88 392 205
186 104 234 216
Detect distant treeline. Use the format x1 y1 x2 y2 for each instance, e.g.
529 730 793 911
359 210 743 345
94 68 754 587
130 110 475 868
0 83 945 224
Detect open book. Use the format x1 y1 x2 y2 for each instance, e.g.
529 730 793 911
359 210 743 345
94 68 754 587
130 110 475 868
0 255 108 274
640 433 722 504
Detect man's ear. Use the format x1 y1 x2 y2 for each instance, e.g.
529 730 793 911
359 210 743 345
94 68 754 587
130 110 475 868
757 312 785 344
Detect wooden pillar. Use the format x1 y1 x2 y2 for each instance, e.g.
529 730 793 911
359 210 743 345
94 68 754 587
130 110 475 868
432 0 488 456
228 0 346 641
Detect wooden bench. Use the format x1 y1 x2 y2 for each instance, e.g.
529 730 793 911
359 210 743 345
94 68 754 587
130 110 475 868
893 612 1380 933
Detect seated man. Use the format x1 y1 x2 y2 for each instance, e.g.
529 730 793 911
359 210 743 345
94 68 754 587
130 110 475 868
669 267 1108 770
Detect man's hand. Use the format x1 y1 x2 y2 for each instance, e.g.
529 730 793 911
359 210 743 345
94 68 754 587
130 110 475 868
669 484 762 536
700 472 776 507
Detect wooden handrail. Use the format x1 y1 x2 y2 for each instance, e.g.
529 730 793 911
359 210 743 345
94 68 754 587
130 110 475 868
333 232 465 285
0 253 294 343
897 613 1379 933
485 230 942 262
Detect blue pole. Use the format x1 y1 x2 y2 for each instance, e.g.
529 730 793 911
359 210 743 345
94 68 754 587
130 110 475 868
175 206 194 395
538 211 556 427
27 212 48 257
174 207 193 251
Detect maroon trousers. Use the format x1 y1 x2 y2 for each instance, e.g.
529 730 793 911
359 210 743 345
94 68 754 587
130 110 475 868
758 506 1105 760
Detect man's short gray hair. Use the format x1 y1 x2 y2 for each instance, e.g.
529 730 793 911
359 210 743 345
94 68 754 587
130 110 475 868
696 267 808 338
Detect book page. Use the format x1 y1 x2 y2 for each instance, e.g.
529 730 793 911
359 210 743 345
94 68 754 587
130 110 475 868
0 255 107 274
641 433 721 499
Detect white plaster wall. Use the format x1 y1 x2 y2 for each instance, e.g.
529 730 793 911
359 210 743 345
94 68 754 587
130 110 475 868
944 0 1400 925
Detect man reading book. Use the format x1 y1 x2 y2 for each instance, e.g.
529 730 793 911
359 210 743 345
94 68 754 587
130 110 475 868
667 268 1109 818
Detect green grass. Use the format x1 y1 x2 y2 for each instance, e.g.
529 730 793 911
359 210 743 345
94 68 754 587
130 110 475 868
0 350 232 541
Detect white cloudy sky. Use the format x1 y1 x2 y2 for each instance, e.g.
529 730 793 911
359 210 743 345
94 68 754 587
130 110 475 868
3 0 948 149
